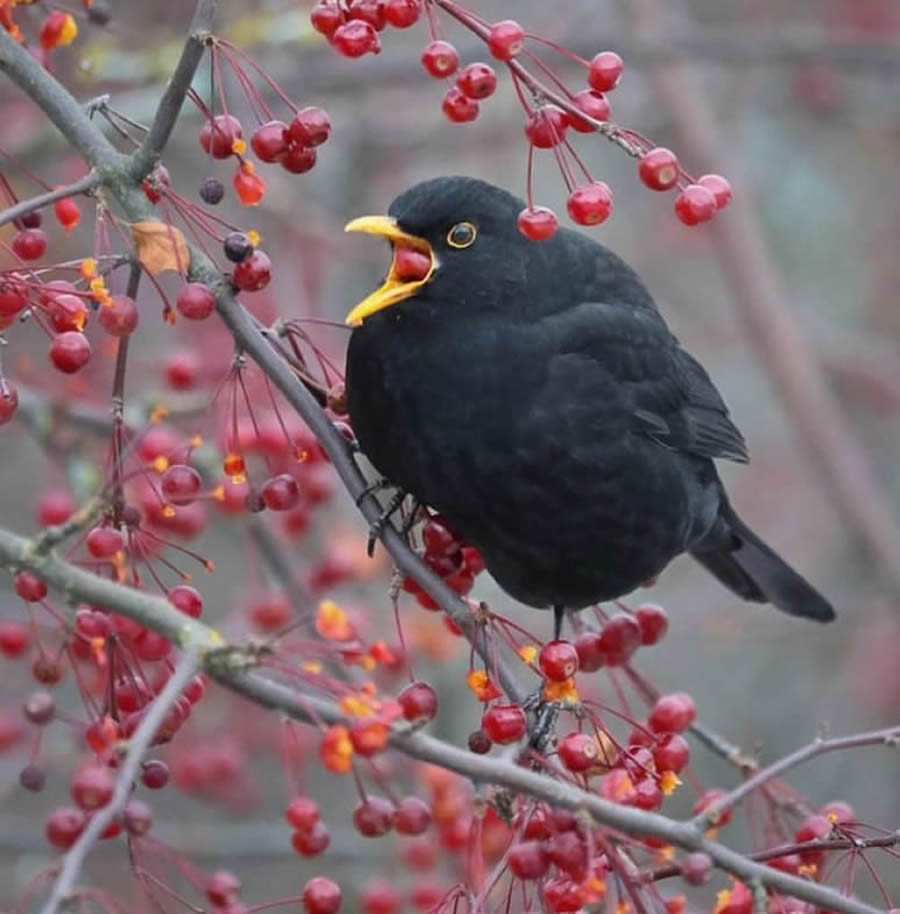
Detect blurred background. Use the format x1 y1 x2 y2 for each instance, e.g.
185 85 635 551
1 0 899 909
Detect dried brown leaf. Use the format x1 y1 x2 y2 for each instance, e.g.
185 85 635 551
131 221 189 275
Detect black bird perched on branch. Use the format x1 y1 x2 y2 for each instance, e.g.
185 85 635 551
344 176 835 635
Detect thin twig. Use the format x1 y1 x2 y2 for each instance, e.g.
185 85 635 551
0 171 100 229
39 650 201 914
129 0 219 179
0 524 886 914
692 726 900 829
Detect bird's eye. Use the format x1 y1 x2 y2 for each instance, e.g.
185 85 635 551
446 221 477 249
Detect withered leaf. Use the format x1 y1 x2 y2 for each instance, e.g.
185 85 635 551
131 221 189 275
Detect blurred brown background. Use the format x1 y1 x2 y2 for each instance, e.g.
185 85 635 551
1 0 899 909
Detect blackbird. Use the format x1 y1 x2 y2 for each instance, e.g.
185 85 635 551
344 176 835 634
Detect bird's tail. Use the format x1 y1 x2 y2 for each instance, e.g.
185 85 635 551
691 502 835 622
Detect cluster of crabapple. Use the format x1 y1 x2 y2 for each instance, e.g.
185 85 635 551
195 102 331 209
401 512 485 609
311 0 425 57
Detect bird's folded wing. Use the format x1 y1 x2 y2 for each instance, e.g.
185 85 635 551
539 301 749 463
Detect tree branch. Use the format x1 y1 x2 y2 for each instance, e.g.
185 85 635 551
39 649 201 914
129 0 220 179
693 726 900 829
0 172 101 229
0 524 886 914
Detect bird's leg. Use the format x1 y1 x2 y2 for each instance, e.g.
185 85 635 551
355 476 393 507
553 604 566 641
526 697 561 753
366 488 409 557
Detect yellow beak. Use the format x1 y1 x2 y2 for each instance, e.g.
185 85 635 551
344 216 436 326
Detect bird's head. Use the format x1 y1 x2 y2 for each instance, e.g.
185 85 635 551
344 176 539 327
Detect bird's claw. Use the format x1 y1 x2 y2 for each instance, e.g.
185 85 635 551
366 487 408 556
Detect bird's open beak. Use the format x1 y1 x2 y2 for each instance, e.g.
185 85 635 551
344 216 436 326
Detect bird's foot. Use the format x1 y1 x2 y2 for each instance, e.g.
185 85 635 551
366 488 416 557
521 688 562 753
355 476 393 507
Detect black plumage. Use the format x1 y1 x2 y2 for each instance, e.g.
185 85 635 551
344 176 835 627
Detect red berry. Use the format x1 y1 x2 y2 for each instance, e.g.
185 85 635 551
547 831 588 879
311 0 345 37
566 182 613 226
303 876 342 914
423 515 459 556
233 163 266 205
291 821 331 856
49 331 91 374
286 795 320 831
0 278 27 315
543 877 583 913
347 0 386 31
45 806 87 849
206 870 241 906
639 148 680 191
698 173 733 209
0 386 18 425
508 840 550 880
398 680 438 722
232 250 272 291
71 764 115 810
281 143 317 174
596 613 641 665
361 880 401 914
176 282 216 320
565 89 611 133
250 120 289 162
692 788 732 826
248 595 291 631
820 800 854 825
200 114 242 158
647 692 696 733
421 40 459 79
12 228 47 261
680 851 712 886
383 0 420 27
168 584 204 618
481 703 526 744
524 106 567 148
456 62 497 100
538 639 579 681
161 464 202 506
558 731 602 773
165 349 201 390
86 525 124 558
123 798 153 836
54 197 81 232
393 796 431 835
635 603 668 645
48 293 89 332
353 796 394 837
15 570 48 602
0 621 29 657
517 206 558 241
37 489 76 526
674 184 717 226
331 19 380 57
717 881 752 914
573 631 604 672
652 733 690 773
289 107 331 147
587 51 624 92
467 728 491 753
98 294 139 337
260 473 300 511
441 87 479 123
487 19 525 61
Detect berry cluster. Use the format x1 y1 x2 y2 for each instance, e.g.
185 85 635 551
402 512 485 608
307 1 732 238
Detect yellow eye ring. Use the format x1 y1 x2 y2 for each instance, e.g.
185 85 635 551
447 221 477 249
